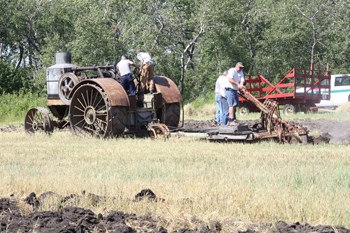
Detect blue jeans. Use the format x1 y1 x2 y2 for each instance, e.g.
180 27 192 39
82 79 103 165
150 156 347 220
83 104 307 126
121 73 136 96
220 96 229 125
215 93 221 124
225 89 238 107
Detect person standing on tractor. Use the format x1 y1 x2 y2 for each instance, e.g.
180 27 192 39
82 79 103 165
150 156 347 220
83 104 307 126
136 50 155 94
225 62 245 125
117 55 137 96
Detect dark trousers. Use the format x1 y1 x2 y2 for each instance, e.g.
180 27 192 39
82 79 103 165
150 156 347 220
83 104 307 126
121 73 136 96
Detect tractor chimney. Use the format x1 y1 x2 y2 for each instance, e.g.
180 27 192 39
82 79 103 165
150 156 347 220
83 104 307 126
55 52 72 64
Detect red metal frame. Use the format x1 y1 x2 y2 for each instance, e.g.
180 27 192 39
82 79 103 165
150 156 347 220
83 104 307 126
239 65 331 107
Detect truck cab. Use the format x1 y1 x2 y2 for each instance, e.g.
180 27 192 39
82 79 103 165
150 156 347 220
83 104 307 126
316 74 350 109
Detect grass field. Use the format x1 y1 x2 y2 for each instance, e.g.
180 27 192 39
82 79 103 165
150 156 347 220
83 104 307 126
0 130 349 229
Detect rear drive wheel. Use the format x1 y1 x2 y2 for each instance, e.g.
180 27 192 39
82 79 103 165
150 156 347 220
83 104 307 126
283 104 296 115
24 107 54 134
163 103 180 128
69 84 127 137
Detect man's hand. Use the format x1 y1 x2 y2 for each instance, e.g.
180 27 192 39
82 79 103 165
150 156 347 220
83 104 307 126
238 84 245 90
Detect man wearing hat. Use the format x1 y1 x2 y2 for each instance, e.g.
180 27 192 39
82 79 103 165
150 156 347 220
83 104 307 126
136 50 155 94
224 62 245 125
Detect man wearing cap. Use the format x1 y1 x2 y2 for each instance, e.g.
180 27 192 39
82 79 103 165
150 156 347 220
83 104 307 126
225 62 245 125
117 55 137 96
136 50 155 94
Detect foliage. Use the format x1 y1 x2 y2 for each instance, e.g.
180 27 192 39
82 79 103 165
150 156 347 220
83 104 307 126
1 0 350 100
0 92 46 123
0 62 31 93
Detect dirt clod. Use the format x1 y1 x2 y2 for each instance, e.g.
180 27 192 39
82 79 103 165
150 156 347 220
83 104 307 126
1 195 350 233
134 189 157 202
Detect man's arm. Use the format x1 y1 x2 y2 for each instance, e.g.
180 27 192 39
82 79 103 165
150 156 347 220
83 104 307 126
127 60 138 68
226 75 244 89
226 70 240 87
227 76 240 86
239 73 245 89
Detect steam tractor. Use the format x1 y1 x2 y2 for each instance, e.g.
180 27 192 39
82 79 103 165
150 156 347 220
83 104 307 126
24 52 181 137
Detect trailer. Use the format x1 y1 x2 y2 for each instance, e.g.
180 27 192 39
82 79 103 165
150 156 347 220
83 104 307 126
238 65 331 115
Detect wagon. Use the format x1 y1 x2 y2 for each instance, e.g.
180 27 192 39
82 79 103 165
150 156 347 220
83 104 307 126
238 65 331 115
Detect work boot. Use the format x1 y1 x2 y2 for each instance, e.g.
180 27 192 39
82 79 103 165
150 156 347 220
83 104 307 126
227 119 238 126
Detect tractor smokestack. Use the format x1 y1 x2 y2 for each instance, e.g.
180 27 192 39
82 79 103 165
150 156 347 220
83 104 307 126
55 52 72 64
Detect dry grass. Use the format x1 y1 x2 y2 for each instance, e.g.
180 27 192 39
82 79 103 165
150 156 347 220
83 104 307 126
184 103 216 117
336 102 350 112
0 129 350 230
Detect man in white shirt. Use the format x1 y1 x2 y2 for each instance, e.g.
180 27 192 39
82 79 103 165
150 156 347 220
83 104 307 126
136 51 155 93
215 71 229 125
225 62 245 125
117 55 137 96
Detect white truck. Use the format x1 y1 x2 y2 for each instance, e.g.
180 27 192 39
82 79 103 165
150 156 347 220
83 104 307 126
316 74 350 109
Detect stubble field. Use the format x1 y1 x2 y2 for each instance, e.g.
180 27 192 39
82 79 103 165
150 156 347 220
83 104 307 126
0 115 350 232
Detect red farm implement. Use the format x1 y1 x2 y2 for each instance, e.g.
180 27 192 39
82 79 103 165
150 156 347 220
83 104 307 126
238 65 331 115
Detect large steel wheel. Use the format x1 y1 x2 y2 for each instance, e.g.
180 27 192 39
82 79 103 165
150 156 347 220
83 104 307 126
58 73 79 105
69 84 127 137
24 107 54 134
163 103 180 128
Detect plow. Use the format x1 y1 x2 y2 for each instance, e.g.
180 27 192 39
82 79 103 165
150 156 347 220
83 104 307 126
201 88 310 143
25 52 313 144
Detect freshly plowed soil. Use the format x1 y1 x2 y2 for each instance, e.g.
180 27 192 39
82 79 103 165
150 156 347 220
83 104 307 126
1 191 350 233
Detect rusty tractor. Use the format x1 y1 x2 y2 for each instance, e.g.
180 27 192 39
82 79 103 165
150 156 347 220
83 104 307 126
24 52 181 138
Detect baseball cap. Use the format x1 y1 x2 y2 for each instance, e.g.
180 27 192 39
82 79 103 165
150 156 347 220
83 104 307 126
236 62 244 68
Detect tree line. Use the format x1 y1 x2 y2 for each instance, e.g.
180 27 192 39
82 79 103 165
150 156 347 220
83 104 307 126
1 0 349 101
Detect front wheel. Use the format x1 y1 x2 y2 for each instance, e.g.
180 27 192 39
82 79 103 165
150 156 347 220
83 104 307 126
24 107 54 134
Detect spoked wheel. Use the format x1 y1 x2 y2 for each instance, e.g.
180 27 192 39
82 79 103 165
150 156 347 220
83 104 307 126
148 123 170 139
69 84 127 137
24 107 54 134
58 73 79 105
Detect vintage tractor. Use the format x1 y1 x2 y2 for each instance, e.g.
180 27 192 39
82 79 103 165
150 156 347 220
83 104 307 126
24 52 182 138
